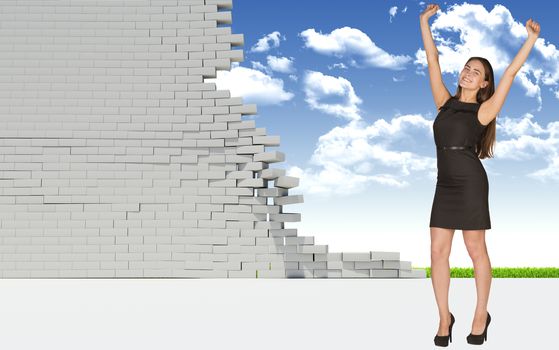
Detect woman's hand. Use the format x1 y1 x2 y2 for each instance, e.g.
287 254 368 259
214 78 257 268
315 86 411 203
526 18 541 38
420 3 440 22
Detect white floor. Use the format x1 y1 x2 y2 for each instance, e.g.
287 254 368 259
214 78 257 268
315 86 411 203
0 278 556 350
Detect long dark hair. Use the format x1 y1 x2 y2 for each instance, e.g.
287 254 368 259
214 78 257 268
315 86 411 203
454 56 496 159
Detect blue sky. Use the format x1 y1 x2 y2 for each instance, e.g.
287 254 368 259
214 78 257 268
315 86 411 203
209 1 559 267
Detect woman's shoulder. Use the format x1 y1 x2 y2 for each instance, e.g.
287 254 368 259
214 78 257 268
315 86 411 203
437 95 455 111
437 95 454 111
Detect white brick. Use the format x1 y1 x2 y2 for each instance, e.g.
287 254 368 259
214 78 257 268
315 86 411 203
371 251 401 261
253 151 285 163
230 104 257 115
205 11 232 24
206 0 233 9
274 176 299 189
273 195 304 206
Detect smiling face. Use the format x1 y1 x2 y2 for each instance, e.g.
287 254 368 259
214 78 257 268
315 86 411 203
459 59 488 91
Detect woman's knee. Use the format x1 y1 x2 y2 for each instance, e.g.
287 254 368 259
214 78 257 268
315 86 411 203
463 230 487 259
466 243 487 260
431 245 451 260
430 227 453 260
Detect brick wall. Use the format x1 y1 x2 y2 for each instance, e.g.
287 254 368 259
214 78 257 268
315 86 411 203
0 0 425 278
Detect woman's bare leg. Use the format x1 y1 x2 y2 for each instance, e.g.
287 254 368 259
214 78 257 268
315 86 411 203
430 226 455 336
463 229 492 334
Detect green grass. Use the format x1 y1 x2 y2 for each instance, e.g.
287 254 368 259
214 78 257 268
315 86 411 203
416 267 559 278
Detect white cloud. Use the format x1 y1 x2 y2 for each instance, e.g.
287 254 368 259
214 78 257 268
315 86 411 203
249 56 296 78
389 5 407 22
208 62 294 106
302 70 363 121
266 55 295 73
496 134 554 160
250 61 269 74
287 116 437 196
414 3 559 109
389 6 398 23
299 26 412 70
250 31 284 53
498 113 546 137
530 157 559 180
310 117 434 173
288 162 398 196
494 115 559 181
327 62 348 70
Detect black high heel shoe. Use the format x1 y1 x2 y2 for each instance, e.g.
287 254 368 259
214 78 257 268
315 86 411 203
466 312 491 345
434 312 455 347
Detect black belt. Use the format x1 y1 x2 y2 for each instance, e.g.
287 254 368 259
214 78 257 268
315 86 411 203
437 145 474 150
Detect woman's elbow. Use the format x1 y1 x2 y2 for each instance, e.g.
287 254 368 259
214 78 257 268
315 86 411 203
503 67 517 78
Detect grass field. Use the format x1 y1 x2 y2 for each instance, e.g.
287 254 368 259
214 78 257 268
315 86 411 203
417 267 559 278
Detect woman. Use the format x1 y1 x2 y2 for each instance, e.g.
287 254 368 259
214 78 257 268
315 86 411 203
419 3 540 347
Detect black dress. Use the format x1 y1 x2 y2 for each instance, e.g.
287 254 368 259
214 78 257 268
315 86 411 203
429 96 491 230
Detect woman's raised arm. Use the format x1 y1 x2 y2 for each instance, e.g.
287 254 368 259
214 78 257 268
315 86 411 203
420 3 451 110
478 19 541 125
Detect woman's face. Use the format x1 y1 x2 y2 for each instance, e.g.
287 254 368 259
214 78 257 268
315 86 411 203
459 60 488 91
